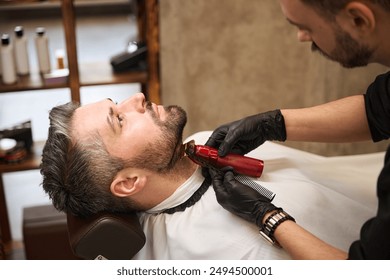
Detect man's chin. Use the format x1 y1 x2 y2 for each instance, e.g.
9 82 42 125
339 60 369 69
313 48 369 69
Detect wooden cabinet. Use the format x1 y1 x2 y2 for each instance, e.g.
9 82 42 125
0 0 160 250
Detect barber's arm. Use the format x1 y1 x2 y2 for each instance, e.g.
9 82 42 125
206 94 371 156
211 170 347 260
282 95 371 143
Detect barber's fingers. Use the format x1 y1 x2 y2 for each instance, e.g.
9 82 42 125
223 170 264 199
213 170 236 193
201 166 211 180
205 136 219 149
210 169 225 186
218 128 242 157
223 170 236 185
211 169 232 200
210 167 234 188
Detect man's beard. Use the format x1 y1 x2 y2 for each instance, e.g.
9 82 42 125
311 25 374 68
128 103 188 173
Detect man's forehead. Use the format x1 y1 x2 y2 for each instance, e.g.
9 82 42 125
71 100 109 140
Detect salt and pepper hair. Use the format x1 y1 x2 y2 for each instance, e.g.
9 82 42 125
40 102 137 217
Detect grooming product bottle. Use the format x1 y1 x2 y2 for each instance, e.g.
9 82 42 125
35 27 51 74
14 26 30 75
55 49 65 69
1 34 17 85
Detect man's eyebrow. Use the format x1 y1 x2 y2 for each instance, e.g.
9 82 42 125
107 106 117 134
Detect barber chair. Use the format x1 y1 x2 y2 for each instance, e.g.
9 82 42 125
67 211 146 260
23 204 79 259
23 204 145 259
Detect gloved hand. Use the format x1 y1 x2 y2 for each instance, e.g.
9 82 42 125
210 168 280 227
205 109 286 157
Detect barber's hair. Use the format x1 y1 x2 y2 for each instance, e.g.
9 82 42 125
301 0 390 19
40 102 137 217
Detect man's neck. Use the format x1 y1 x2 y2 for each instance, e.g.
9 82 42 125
134 156 199 210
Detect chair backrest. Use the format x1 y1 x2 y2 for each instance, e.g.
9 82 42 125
67 211 146 260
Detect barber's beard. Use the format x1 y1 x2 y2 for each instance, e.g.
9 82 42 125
129 103 187 173
311 26 374 68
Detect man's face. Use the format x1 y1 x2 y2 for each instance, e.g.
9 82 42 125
279 0 374 68
72 93 187 172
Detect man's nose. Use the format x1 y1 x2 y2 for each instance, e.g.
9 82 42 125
119 92 146 113
297 30 312 42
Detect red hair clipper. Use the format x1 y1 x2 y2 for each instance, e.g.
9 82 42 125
184 140 264 178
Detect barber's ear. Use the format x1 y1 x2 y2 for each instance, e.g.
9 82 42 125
110 170 147 197
343 2 375 32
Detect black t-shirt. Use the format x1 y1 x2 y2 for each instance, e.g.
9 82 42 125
348 72 390 259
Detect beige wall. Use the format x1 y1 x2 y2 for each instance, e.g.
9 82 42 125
159 0 389 156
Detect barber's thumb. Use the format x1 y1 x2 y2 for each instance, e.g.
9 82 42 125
223 170 236 185
210 168 223 183
211 171 229 197
205 136 218 148
218 143 229 157
218 131 238 156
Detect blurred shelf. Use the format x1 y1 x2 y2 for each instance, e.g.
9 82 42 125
0 0 131 10
0 72 66 93
0 140 44 173
0 62 148 94
79 62 147 86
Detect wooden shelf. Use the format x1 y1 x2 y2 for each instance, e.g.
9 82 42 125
0 141 44 173
0 0 160 103
0 72 66 93
0 63 148 94
79 62 148 86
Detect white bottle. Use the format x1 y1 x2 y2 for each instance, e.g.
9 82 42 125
1 34 17 85
14 26 30 75
35 27 51 74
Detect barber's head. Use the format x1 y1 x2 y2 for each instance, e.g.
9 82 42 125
280 0 390 68
40 93 187 217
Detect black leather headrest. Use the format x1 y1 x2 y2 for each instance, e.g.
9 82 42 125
67 211 146 260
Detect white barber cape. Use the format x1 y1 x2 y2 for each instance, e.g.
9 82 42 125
133 131 380 259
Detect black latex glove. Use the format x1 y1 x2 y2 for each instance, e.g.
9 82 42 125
205 109 286 157
210 168 280 227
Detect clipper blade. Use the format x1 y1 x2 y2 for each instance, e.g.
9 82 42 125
235 175 275 202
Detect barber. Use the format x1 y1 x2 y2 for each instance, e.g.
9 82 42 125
206 0 390 259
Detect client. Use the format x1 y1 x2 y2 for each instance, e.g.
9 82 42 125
40 93 375 259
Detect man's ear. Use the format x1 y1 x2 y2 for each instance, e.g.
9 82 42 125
110 170 147 198
343 2 375 32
